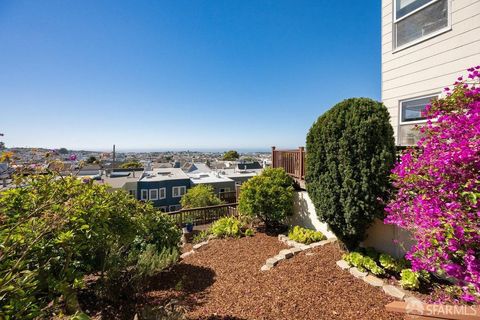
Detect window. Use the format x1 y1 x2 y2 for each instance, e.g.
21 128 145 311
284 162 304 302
128 189 136 197
169 204 181 212
149 189 158 200
159 206 168 212
394 0 450 49
400 94 437 123
140 189 148 200
219 188 231 193
159 187 166 199
172 186 186 198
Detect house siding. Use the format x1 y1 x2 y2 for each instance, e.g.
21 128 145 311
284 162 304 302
381 0 480 144
137 179 191 208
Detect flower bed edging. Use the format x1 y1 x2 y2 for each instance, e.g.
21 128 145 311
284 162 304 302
336 259 422 304
180 235 218 260
259 234 337 271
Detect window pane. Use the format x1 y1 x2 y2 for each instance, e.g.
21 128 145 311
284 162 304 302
401 96 434 122
396 0 448 47
396 0 433 19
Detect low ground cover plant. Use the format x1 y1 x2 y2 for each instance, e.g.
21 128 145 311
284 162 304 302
0 168 181 319
194 216 255 241
288 226 325 244
343 248 429 290
385 67 480 303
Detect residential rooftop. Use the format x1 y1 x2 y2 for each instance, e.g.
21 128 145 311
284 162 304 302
188 172 234 184
139 168 189 182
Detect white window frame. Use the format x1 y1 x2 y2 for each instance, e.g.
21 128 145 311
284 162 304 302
399 93 439 125
172 186 186 198
393 0 451 52
169 204 181 212
159 206 168 212
140 189 148 201
128 189 136 197
149 189 159 200
159 187 166 199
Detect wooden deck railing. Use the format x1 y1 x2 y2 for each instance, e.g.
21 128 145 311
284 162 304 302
271 146 305 182
168 203 239 226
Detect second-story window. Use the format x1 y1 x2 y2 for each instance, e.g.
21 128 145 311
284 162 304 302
394 0 450 49
172 186 186 198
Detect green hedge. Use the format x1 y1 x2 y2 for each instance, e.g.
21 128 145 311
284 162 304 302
306 98 396 248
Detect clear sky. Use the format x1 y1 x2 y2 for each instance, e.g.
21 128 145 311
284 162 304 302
0 1 381 152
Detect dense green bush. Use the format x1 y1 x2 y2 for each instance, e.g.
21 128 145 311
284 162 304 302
306 98 396 248
288 226 325 244
0 173 181 318
180 184 224 208
238 168 294 228
378 253 408 273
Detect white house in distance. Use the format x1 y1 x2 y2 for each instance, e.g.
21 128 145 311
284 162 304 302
381 0 480 146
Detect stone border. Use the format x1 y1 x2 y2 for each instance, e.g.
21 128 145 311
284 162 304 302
180 235 217 259
336 259 422 304
260 235 337 271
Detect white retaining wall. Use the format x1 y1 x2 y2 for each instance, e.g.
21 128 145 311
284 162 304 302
287 191 336 239
289 191 414 258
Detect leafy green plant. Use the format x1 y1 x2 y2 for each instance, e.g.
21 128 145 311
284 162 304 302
238 168 294 228
306 98 396 249
192 230 210 244
400 269 420 290
180 185 224 209
244 228 255 237
288 226 325 244
0 173 181 318
135 245 179 279
363 247 380 260
362 256 385 276
343 252 366 271
210 217 244 238
379 253 407 273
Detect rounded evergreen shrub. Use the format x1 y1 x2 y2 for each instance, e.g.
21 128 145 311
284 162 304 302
238 167 294 228
306 98 395 248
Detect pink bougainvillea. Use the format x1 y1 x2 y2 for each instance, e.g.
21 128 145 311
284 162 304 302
385 66 480 302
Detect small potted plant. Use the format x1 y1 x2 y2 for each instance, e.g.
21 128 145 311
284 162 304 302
184 217 194 233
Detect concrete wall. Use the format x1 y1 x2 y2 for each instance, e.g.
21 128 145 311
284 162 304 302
287 191 336 239
289 191 414 257
381 0 480 144
362 219 415 258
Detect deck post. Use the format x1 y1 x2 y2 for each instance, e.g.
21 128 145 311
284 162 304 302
299 146 305 180
271 146 276 168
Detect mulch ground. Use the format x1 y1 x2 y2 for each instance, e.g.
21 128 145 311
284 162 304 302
141 233 403 320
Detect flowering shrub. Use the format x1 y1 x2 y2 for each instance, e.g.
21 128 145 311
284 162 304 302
385 66 480 303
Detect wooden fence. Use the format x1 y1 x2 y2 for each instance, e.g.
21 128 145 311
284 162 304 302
168 203 239 226
271 146 305 181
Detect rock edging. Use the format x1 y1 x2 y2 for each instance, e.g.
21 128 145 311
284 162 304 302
259 235 336 271
180 235 217 260
335 259 422 304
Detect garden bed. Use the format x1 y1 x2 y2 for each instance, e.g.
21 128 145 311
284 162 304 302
140 233 401 319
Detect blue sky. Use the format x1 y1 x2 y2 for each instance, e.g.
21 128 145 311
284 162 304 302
0 1 381 152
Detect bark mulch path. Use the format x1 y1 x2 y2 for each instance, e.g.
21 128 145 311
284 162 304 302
143 233 403 320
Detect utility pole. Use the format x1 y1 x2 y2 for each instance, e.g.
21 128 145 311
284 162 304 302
112 144 116 168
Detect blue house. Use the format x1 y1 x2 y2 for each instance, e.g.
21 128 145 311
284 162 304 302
137 168 191 212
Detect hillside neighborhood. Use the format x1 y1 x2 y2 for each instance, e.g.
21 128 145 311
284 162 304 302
1 0 480 319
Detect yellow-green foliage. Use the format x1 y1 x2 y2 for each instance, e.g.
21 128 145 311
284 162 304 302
210 217 243 238
400 269 420 290
288 226 326 244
